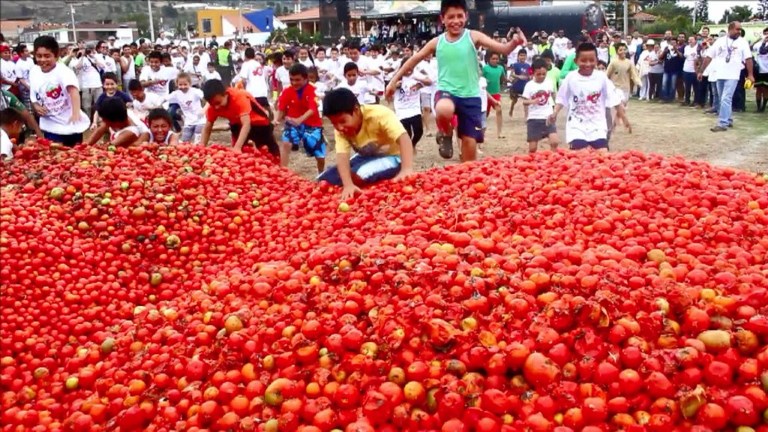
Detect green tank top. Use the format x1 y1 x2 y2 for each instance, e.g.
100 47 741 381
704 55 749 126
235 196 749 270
436 30 480 98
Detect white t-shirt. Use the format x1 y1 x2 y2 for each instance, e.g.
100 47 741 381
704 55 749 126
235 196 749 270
122 55 136 81
394 75 421 119
0 129 12 160
202 70 221 82
71 56 103 89
597 47 610 65
298 58 314 68
312 81 327 114
702 46 716 78
384 57 402 82
417 59 437 95
139 66 175 97
683 45 699 73
275 66 291 90
168 88 206 126
556 71 620 143
29 64 90 135
366 56 385 93
648 51 664 74
0 58 17 91
479 77 488 113
707 36 753 80
100 54 117 73
337 79 370 105
238 59 269 98
15 57 34 83
523 79 556 120
156 37 171 46
112 110 150 141
553 37 570 59
172 56 186 71
132 92 165 120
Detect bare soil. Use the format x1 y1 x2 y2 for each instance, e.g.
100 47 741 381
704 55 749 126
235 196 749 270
211 96 768 179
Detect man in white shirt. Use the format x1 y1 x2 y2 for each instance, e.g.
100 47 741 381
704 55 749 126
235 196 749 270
156 32 172 47
96 41 117 74
234 47 270 109
69 47 105 118
0 44 18 92
139 51 175 98
553 30 570 64
698 21 755 132
121 45 136 90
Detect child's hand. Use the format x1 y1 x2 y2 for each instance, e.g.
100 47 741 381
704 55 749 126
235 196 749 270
34 105 49 117
340 185 361 201
546 114 556 126
69 111 81 124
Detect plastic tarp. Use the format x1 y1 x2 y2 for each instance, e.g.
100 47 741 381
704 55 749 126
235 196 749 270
243 9 275 32
362 0 441 19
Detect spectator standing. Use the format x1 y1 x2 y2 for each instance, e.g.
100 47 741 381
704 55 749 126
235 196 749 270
698 22 754 132
753 27 768 112
69 46 105 118
682 36 699 107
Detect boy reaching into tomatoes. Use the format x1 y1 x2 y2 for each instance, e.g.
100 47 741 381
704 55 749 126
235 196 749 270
275 63 326 173
317 88 415 201
200 79 279 157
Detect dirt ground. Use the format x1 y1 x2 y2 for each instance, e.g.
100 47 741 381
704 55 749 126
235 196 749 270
212 95 768 179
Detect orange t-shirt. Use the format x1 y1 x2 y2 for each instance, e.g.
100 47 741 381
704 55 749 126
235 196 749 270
205 87 269 126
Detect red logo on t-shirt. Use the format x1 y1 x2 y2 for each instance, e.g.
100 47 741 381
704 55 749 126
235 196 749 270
45 84 63 99
586 91 602 104
531 90 551 105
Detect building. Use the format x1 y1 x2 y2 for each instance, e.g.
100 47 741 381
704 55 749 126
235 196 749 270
20 22 138 45
1 19 34 43
196 7 274 38
281 7 364 35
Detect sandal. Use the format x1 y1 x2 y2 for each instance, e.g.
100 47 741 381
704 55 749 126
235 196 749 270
436 132 453 159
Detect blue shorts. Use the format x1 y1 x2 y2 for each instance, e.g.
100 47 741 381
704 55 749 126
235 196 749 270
316 154 401 186
434 91 483 141
43 132 83 148
281 124 326 158
569 139 609 150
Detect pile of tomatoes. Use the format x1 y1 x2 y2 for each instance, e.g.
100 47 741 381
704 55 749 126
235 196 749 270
1 141 767 432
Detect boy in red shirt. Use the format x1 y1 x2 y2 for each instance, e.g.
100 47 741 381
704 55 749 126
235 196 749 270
200 79 279 157
276 63 325 173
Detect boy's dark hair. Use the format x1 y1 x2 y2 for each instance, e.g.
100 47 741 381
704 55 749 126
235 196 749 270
531 58 548 71
282 50 295 59
102 72 119 84
315 46 325 55
576 42 598 58
517 49 527 57
202 79 226 101
160 52 172 61
323 88 359 117
33 35 59 56
289 63 308 78
98 97 128 123
441 0 467 15
127 79 143 91
615 42 627 51
147 108 173 125
347 43 361 52
0 108 24 126
110 48 120 55
597 60 608 68
343 62 358 74
245 47 255 59
207 62 217 68
540 49 554 61
307 66 318 77
330 47 339 53
147 51 162 61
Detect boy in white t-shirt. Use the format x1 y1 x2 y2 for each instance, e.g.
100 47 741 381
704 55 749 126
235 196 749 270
337 62 374 105
522 59 560 153
85 97 149 147
1 108 25 160
393 65 424 148
275 51 294 93
549 43 630 151
203 62 222 83
233 48 271 113
139 51 175 98
168 73 206 143
128 79 165 121
29 36 91 147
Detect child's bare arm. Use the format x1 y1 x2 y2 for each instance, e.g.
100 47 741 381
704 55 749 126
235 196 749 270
386 38 438 97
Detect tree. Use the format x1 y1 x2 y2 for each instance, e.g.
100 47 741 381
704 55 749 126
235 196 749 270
644 2 692 20
757 0 768 19
694 0 709 24
161 5 179 19
719 5 753 24
641 0 677 8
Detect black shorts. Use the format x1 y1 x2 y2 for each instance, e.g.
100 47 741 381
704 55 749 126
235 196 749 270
526 119 556 142
230 123 279 156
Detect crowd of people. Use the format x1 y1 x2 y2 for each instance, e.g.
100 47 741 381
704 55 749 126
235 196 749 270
0 1 766 200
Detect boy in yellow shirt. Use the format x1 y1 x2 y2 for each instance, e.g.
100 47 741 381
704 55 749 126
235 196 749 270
317 88 415 201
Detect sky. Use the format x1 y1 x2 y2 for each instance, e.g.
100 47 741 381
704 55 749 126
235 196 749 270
677 0 759 22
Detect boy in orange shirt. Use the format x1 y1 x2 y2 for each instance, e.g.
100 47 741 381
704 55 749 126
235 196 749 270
276 63 325 173
200 79 278 157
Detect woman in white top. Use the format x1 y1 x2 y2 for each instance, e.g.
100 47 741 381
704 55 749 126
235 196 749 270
753 27 768 112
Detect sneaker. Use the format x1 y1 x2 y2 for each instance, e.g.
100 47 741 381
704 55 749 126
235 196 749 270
436 132 453 159
710 126 728 132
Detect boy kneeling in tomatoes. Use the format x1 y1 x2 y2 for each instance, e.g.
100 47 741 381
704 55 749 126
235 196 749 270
317 88 415 201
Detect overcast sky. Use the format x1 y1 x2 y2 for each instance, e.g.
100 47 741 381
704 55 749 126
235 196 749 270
677 0 759 21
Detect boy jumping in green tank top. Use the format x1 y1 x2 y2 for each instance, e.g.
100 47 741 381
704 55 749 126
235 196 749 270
386 0 525 162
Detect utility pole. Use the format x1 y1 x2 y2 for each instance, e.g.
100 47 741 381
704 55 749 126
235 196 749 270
64 1 80 43
148 0 156 42
623 0 628 35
